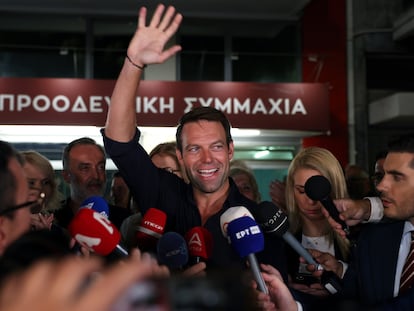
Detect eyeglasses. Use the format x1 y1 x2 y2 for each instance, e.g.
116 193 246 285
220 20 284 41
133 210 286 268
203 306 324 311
0 192 46 216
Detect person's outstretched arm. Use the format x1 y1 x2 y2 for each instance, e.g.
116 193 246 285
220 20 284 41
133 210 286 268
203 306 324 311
105 4 183 142
254 264 300 311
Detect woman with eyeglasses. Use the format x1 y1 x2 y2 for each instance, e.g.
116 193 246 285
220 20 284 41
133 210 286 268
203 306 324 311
20 150 63 231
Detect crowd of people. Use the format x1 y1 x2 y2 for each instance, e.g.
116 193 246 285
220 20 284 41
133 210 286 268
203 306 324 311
1 3 414 311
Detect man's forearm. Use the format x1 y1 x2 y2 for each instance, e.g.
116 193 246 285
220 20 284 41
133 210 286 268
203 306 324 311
105 59 143 142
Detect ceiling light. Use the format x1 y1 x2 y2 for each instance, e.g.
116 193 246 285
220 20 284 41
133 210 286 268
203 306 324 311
254 150 270 159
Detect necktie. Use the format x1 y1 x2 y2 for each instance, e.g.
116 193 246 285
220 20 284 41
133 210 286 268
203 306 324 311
400 232 414 293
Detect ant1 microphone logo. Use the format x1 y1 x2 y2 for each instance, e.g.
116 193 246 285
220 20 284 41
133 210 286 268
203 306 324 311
188 232 202 252
188 232 202 247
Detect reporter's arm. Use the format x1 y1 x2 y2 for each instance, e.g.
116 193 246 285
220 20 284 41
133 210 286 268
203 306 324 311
325 198 382 238
363 197 383 222
254 264 300 311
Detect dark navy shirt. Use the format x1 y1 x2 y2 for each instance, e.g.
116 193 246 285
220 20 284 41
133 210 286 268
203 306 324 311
102 128 288 279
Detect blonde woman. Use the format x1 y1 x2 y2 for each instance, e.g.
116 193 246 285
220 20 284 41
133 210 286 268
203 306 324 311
21 150 62 230
285 147 350 309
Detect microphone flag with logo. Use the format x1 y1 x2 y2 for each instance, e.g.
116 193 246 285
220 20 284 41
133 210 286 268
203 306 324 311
80 195 109 219
68 208 128 257
136 208 167 252
185 226 213 264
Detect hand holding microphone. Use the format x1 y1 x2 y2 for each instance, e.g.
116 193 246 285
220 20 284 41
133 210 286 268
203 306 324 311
304 175 350 236
68 208 128 258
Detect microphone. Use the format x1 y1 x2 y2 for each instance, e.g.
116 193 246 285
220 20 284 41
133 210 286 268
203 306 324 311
136 208 167 252
220 206 254 238
255 201 341 295
68 208 128 257
80 195 109 219
184 226 213 265
254 201 322 269
304 175 350 236
226 216 269 294
157 232 189 271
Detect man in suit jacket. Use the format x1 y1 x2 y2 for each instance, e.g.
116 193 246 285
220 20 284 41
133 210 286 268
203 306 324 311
317 133 414 309
341 220 405 306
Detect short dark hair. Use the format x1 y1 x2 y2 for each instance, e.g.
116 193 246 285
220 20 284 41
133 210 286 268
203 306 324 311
375 150 388 162
388 134 414 153
62 137 106 170
175 107 233 152
387 134 414 168
0 141 23 216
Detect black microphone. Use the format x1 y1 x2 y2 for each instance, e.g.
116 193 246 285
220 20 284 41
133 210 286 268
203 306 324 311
255 201 322 269
255 201 342 295
304 175 350 236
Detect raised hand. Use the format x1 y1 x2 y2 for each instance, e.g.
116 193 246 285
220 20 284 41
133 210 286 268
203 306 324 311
127 4 183 68
269 180 287 213
30 213 54 231
106 4 184 141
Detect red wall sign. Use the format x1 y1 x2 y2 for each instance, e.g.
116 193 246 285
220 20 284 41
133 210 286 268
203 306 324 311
0 77 329 131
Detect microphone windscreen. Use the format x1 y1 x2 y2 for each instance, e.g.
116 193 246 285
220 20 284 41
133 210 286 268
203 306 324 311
185 227 213 260
227 216 264 258
304 175 331 201
80 195 109 219
220 206 254 237
68 208 120 256
136 208 167 250
68 208 121 256
157 232 188 269
255 201 289 237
